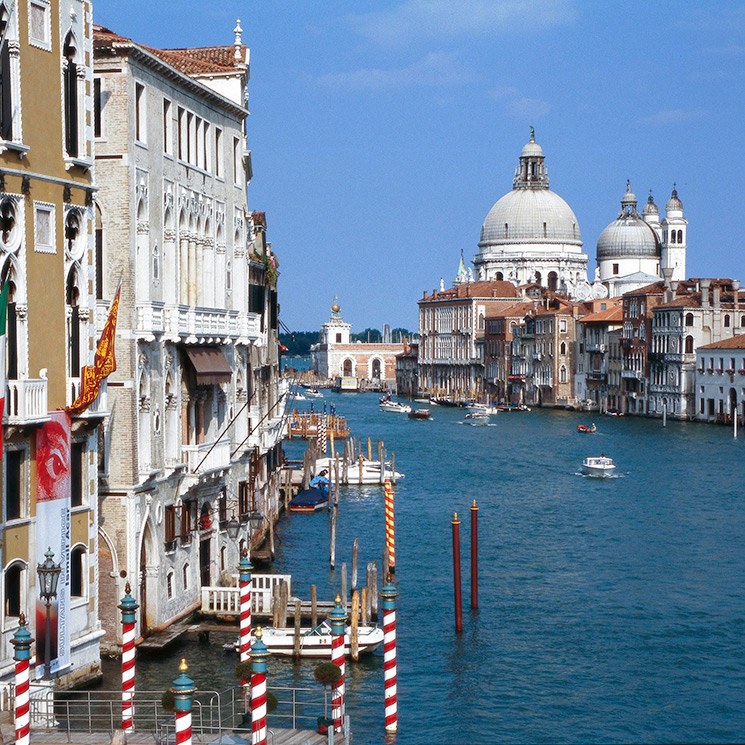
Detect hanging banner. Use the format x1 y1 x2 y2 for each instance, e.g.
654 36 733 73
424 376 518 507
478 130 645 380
35 412 72 677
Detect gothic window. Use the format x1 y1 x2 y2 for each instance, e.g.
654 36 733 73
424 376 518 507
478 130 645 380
183 563 189 590
226 260 232 292
70 546 85 598
63 32 79 158
1 264 17 380
152 242 160 281
4 561 24 617
166 571 173 599
560 342 566 356
66 268 80 377
0 3 13 140
64 208 83 259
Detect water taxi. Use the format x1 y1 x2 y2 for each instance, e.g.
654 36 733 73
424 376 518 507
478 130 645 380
408 408 431 420
581 456 616 477
380 400 412 414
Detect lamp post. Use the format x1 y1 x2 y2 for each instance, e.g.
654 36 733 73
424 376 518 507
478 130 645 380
36 547 61 680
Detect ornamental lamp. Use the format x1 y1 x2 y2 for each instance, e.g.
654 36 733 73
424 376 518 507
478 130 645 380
37 547 61 602
226 515 241 541
246 511 264 534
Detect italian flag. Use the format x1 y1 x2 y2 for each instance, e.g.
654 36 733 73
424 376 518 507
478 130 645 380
0 281 8 456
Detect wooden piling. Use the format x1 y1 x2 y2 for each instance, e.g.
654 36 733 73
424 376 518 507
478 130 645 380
358 454 363 485
279 580 289 629
341 562 348 615
330 506 337 569
471 500 479 609
351 538 359 591
311 584 318 628
367 436 372 461
330 430 335 459
452 513 463 633
335 454 340 505
350 591 360 662
272 584 281 627
293 599 302 659
360 587 368 625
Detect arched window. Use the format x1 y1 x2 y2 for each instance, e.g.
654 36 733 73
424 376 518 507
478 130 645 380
685 336 694 354
724 314 731 328
152 242 160 281
548 271 558 292
670 231 676 244
560 342 566 356
371 358 381 379
226 260 232 292
167 570 174 599
65 209 83 258
343 359 353 377
70 546 86 598
63 32 79 157
220 546 226 572
534 271 541 285
496 272 503 281
741 316 745 328
66 268 80 377
559 365 567 383
183 563 189 590
677 230 683 243
685 313 694 327
4 561 24 617
1 264 17 381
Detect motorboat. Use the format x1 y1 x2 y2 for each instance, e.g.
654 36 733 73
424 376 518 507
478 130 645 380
581 456 616 477
465 412 490 425
408 408 431 420
289 487 329 512
312 456 405 483
497 404 531 412
228 620 384 658
304 388 323 398
380 400 412 414
577 423 597 434
466 402 497 413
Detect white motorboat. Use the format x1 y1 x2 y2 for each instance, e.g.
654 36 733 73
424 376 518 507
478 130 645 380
465 403 496 414
465 412 490 425
581 456 616 477
313 456 404 483
228 621 384 658
380 400 411 414
304 388 323 398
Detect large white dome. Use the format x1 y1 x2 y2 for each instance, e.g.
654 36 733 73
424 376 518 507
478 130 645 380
597 216 659 259
479 188 582 248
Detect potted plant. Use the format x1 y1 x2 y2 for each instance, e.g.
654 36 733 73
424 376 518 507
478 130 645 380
161 688 175 713
314 662 341 733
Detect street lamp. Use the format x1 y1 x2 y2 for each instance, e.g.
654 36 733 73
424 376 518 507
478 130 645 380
226 515 241 541
36 547 61 680
245 511 264 534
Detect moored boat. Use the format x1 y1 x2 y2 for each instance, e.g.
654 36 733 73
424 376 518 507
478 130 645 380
581 455 616 477
289 487 329 512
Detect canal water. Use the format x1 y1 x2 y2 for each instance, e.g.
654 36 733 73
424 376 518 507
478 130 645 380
107 394 745 744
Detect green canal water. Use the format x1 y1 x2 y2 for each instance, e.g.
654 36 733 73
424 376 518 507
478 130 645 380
103 394 745 744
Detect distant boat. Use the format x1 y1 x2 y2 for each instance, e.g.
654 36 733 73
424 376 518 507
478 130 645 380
380 400 412 414
304 388 323 398
409 409 431 420
289 487 329 513
577 423 597 434
497 404 531 412
465 412 490 425
581 456 616 477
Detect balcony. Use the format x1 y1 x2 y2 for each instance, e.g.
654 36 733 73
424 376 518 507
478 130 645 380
161 306 262 342
5 379 49 425
586 343 606 353
620 338 632 348
586 371 607 381
621 369 644 380
135 302 165 338
66 378 108 417
182 439 232 475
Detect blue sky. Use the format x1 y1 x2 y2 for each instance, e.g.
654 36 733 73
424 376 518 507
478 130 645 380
95 1 745 332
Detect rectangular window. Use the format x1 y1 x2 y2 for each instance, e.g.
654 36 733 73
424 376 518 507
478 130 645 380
215 128 222 177
163 98 172 155
34 203 55 253
135 83 146 143
187 112 194 163
203 121 210 171
238 481 250 518
93 78 102 138
5 450 23 520
195 117 202 167
233 136 240 184
70 441 85 507
29 0 51 50
165 506 176 545
177 107 185 159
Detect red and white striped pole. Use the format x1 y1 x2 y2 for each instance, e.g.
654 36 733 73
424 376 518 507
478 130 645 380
384 479 396 573
250 628 269 745
328 595 347 733
11 614 33 745
380 576 398 734
238 550 253 662
170 659 195 745
119 583 139 732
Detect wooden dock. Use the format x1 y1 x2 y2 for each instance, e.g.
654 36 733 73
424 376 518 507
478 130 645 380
23 729 327 744
137 621 190 651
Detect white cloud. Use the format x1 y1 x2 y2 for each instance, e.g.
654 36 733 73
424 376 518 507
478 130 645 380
347 0 576 46
638 109 707 126
315 51 472 92
488 87 551 120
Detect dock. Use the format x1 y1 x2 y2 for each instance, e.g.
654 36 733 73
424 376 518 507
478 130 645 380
137 620 191 651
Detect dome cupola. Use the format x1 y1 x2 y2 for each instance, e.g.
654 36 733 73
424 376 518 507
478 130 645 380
642 190 659 217
666 184 683 217
597 181 660 260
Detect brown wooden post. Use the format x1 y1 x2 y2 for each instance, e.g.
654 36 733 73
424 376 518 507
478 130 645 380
350 590 360 662
360 587 368 625
452 513 463 633
310 584 318 628
293 599 302 659
471 500 479 609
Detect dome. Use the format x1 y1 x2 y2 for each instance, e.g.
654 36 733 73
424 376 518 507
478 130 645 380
597 216 659 259
479 188 582 247
521 140 544 158
642 193 658 216
666 186 683 213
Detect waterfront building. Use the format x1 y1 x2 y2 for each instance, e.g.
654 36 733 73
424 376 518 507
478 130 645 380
576 302 623 411
0 0 104 686
606 328 624 412
417 279 519 399
310 302 403 387
395 340 418 397
695 335 745 423
473 129 589 295
649 277 741 419
596 183 687 297
93 24 284 648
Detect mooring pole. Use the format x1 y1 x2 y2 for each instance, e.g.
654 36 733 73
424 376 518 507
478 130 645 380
452 512 463 633
119 583 139 733
11 615 33 745
470 500 478 609
380 576 398 734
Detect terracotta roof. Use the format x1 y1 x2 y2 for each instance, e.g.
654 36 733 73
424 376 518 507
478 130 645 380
579 306 624 324
422 280 519 302
484 301 535 319
623 281 666 296
698 335 745 350
93 25 247 75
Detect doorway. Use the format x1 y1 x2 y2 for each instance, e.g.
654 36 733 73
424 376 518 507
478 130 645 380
200 538 211 587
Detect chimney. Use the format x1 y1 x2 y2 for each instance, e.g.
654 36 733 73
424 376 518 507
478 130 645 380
701 278 711 308
661 267 673 290
732 280 740 312
713 285 721 308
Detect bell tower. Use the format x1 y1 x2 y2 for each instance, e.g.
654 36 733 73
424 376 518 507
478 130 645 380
661 185 687 282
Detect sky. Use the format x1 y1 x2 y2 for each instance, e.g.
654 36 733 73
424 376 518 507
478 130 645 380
94 0 745 333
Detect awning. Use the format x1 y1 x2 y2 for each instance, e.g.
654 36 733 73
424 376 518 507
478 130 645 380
185 347 232 385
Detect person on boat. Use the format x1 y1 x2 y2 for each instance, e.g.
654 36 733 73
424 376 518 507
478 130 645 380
310 469 329 492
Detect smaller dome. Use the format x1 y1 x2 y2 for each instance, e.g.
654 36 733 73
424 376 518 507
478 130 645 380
621 179 636 207
520 126 543 158
666 185 683 213
597 216 659 260
642 192 658 216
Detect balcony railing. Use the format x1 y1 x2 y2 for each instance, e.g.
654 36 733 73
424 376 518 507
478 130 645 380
66 378 108 415
5 379 48 425
182 439 232 475
135 304 262 342
621 369 644 380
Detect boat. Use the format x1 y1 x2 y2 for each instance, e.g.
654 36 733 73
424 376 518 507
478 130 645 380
304 388 323 398
497 404 531 412
408 409 431 420
312 456 404 484
380 400 412 414
581 456 616 477
577 423 597 434
228 620 384 658
466 402 497 413
289 487 329 512
465 412 490 425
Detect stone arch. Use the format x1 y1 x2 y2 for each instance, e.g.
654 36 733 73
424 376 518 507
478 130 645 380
343 358 354 377
138 519 157 633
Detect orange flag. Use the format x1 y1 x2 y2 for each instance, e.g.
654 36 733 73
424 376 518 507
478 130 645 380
66 283 121 415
